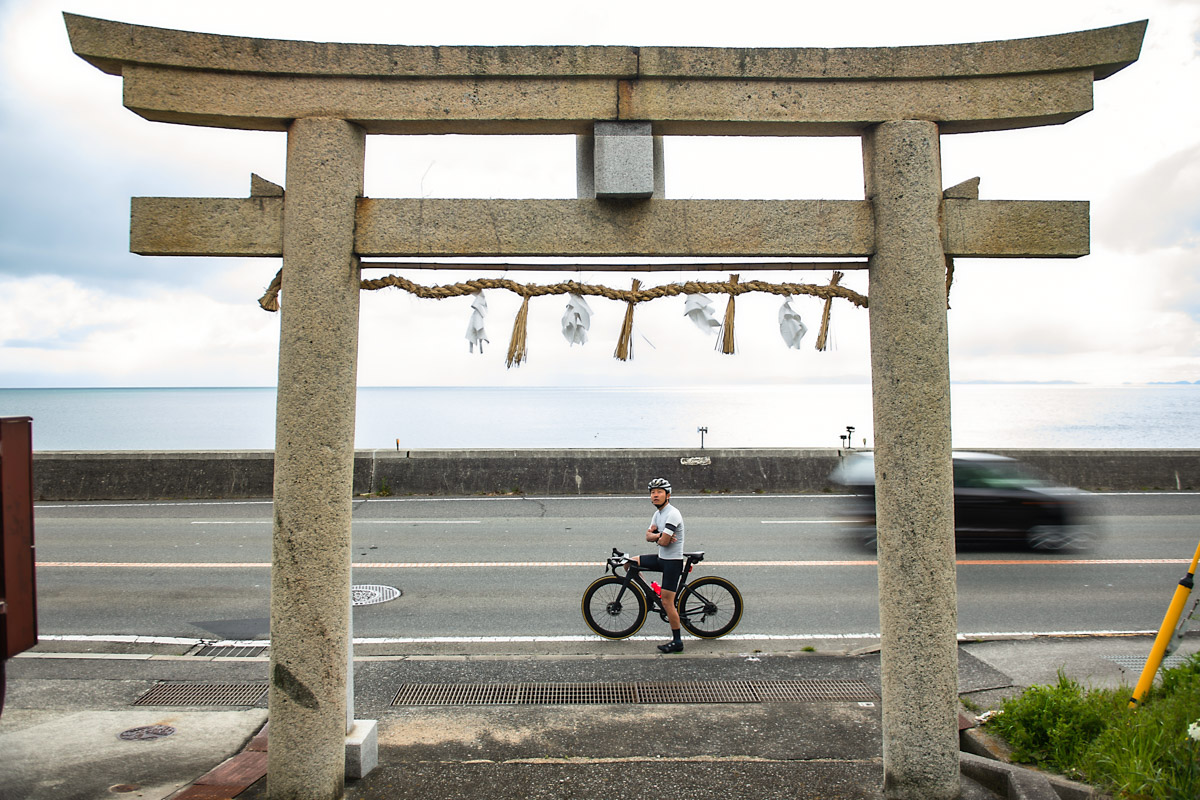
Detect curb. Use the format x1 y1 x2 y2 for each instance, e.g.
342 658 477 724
960 729 1108 800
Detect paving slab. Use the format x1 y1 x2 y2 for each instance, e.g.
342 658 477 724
9 635 1197 800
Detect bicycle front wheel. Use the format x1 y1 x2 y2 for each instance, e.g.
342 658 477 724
678 576 743 639
582 576 648 639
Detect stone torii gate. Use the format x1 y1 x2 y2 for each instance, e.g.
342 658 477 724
67 14 1144 800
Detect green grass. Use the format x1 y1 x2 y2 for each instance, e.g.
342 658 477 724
984 653 1200 799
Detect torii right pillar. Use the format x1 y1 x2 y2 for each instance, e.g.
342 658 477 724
865 120 959 797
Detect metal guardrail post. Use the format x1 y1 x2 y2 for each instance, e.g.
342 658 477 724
1129 538 1200 708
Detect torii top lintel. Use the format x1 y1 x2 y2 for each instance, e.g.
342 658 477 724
65 14 1145 136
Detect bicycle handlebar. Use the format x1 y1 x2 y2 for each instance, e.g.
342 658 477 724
607 548 633 571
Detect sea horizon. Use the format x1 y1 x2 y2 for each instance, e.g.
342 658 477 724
6 379 1198 389
1 383 1197 451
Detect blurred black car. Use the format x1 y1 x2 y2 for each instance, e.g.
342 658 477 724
830 451 1095 551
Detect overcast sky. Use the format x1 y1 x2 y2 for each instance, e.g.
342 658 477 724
1 0 1197 388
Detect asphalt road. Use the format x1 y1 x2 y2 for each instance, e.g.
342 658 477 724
29 491 1200 643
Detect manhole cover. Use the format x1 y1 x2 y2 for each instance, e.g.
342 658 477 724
118 725 176 741
352 584 402 606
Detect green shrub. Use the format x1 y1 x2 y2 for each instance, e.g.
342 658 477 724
987 671 1117 771
1081 654 1200 800
985 653 1200 800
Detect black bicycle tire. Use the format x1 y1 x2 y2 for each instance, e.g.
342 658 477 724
677 576 743 639
582 575 648 639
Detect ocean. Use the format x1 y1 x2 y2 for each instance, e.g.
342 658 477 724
1 384 1196 452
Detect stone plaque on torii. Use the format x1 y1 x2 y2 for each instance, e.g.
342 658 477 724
67 14 1144 800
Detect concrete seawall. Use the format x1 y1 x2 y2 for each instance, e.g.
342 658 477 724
30 448 1200 501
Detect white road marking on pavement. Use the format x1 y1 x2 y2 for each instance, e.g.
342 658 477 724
29 629 1161 654
35 500 274 509
36 558 1192 569
34 490 1193 512
353 520 481 524
189 519 481 525
38 561 274 568
359 494 861 502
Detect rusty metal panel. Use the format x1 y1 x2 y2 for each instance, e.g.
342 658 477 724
1 417 37 659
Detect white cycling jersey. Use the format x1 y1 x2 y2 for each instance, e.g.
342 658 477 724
650 502 685 560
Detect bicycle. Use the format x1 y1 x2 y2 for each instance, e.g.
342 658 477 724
581 548 743 640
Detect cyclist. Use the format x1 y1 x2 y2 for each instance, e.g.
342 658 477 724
628 477 686 653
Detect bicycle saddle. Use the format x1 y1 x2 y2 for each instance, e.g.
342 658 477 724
684 551 705 562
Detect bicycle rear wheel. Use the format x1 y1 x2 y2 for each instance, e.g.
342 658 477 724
582 576 648 639
677 576 743 639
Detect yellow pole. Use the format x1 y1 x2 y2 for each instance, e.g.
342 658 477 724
1129 538 1200 708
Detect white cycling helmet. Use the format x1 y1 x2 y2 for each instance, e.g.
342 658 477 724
647 477 672 493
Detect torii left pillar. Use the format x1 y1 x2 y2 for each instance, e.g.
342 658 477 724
269 117 365 800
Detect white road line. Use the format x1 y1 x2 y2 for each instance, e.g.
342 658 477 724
355 494 861 502
37 562 274 568
37 634 203 645
760 520 839 524
35 558 1191 569
33 490 1195 512
29 629 1160 652
34 494 862 510
1098 492 1198 496
189 519 481 525
34 500 274 509
354 520 481 524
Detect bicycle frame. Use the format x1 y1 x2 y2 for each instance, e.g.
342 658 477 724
604 548 699 623
584 546 742 640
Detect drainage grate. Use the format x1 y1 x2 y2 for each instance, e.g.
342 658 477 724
194 645 268 658
1105 654 1193 671
133 682 268 707
748 678 874 702
352 584 402 606
391 678 877 707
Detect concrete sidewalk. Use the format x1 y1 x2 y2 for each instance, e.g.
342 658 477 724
1 634 1196 800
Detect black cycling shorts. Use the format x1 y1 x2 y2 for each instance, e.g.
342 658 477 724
637 553 684 594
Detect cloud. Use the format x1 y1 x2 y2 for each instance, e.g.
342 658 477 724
1098 143 1200 252
0 276 278 386
2 0 1199 388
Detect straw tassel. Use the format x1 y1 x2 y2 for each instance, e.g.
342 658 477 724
945 256 955 309
613 279 641 361
815 271 843 352
505 294 531 368
716 274 739 355
258 269 282 312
